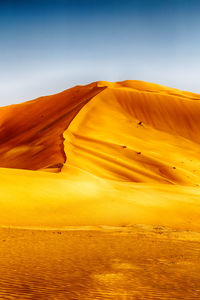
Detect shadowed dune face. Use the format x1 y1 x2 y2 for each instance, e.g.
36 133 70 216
1 80 200 229
0 83 104 171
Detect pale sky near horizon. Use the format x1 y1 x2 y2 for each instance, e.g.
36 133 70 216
0 0 200 106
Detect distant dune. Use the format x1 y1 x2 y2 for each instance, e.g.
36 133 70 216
1 80 200 230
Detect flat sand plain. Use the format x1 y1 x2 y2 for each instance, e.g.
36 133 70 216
0 225 200 300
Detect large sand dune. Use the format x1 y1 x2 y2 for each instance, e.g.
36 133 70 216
1 80 200 230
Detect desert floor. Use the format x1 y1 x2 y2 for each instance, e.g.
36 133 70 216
0 225 200 300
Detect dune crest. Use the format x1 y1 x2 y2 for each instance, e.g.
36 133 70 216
0 80 200 230
0 83 104 171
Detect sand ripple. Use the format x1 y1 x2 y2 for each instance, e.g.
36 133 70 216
0 227 200 299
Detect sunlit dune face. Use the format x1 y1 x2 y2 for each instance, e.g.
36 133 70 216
64 81 200 185
1 80 200 230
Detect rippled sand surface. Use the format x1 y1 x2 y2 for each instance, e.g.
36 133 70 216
1 226 200 299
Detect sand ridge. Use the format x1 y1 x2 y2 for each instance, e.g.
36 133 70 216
0 80 200 230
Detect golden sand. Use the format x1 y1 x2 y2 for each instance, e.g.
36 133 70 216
0 80 200 231
0 226 200 299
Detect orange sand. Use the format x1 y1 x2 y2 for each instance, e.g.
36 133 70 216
0 80 200 230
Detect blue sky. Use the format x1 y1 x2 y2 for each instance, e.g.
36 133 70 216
0 0 200 105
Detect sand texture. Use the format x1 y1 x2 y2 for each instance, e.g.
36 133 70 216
0 80 200 230
0 226 200 299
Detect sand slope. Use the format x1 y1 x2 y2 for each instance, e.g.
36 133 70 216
0 80 200 230
0 83 104 171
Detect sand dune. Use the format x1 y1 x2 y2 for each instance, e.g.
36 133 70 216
0 80 200 230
